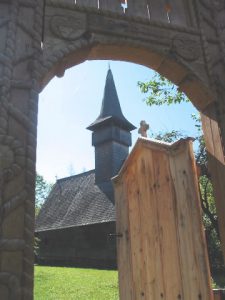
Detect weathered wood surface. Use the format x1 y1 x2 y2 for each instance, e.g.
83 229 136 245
201 112 225 260
116 180 134 300
126 0 149 18
213 289 225 300
113 138 213 300
73 0 193 26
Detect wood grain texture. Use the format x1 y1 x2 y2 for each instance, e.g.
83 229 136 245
201 112 225 261
113 138 212 300
115 180 134 300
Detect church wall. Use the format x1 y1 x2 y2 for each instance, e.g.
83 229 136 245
35 222 117 269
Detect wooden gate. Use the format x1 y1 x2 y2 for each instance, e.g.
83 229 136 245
113 138 213 300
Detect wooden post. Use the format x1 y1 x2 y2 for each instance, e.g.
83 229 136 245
113 138 213 300
201 109 225 262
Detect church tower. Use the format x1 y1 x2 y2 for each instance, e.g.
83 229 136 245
87 68 136 200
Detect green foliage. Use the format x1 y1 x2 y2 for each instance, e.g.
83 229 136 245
34 237 40 257
151 130 185 143
138 74 189 107
35 173 52 215
34 266 119 300
199 175 224 272
213 274 225 288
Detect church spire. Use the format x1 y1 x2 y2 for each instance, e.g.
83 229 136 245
87 69 135 131
87 68 136 201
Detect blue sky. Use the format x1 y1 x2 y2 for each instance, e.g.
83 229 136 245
37 60 199 182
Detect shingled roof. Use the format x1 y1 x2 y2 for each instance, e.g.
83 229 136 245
35 170 116 232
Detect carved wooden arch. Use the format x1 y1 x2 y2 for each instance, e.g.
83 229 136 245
40 37 213 114
40 3 213 113
1 0 225 299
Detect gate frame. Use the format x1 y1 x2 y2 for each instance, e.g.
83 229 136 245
0 1 225 298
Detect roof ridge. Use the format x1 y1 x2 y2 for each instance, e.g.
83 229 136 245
57 169 95 182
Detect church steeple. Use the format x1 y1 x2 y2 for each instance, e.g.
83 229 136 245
87 68 136 201
87 68 135 132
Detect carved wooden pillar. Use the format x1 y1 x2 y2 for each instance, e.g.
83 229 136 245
201 107 225 261
0 1 43 299
196 0 225 261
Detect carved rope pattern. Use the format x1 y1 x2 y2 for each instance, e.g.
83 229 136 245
0 0 17 136
0 273 21 300
0 0 43 299
0 1 23 299
0 134 26 299
21 1 44 299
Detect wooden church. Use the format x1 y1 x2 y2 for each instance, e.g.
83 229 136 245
35 69 136 269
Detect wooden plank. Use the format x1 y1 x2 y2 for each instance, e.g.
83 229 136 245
168 140 212 300
201 112 224 163
63 0 76 5
114 179 134 300
151 149 183 299
139 150 161 299
126 162 146 299
126 0 149 19
75 0 98 8
99 0 123 13
168 0 190 26
201 112 225 262
147 0 168 23
136 150 163 299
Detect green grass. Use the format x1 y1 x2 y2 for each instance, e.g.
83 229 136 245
34 266 119 300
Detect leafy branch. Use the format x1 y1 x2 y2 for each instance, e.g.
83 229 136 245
138 74 189 106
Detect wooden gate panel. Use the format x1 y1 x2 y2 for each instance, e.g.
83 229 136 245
126 163 149 299
168 142 212 299
137 152 163 300
115 180 134 300
151 149 183 299
113 138 213 300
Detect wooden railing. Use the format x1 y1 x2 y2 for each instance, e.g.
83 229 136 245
61 0 194 27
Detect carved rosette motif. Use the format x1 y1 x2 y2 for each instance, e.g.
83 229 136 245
172 34 201 62
50 15 86 41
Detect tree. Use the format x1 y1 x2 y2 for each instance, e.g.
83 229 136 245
35 173 52 216
35 173 52 257
138 74 188 107
138 72 224 274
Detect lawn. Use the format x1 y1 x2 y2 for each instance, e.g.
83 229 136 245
34 266 119 300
